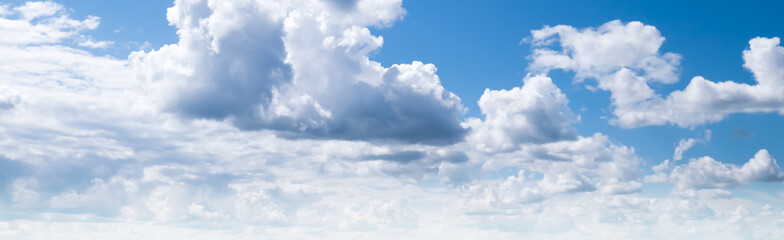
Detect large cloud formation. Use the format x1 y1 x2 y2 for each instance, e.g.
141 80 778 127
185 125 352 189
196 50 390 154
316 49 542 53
456 74 641 196
530 20 784 128
2 1 784 240
131 0 466 144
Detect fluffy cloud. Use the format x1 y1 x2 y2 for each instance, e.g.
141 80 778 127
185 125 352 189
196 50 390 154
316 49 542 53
530 20 784 128
648 149 784 198
458 73 639 200
530 20 681 84
453 71 640 198
0 1 463 229
478 133 643 196
131 0 465 144
13 1 62 20
466 75 577 152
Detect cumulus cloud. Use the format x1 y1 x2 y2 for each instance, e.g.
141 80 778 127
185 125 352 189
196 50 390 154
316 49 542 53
0 2 464 230
131 0 465 144
466 75 577 152
530 20 681 84
459 73 639 198
0 4 465 226
530 20 784 128
470 133 643 199
649 149 784 198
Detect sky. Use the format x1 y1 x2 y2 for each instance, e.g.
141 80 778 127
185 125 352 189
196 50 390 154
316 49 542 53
1 0 784 239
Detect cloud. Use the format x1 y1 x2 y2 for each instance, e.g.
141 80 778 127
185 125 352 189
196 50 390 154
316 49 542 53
664 149 784 197
11 177 39 205
737 150 784 182
0 5 10 16
131 0 465 144
0 1 100 46
530 20 681 84
473 133 643 198
673 129 711 161
530 20 784 128
77 38 113 48
458 74 640 197
732 129 751 139
466 75 577 152
673 138 698 162
2 2 784 239
460 170 545 209
0 86 21 110
13 1 62 20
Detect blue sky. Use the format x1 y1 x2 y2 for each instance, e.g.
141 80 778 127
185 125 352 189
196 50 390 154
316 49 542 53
42 0 784 165
368 0 784 165
1 0 784 239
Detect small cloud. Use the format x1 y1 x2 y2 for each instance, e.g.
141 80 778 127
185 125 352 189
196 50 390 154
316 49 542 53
733 129 751 140
78 38 114 49
139 41 152 51
13 1 63 20
673 129 712 162
0 4 10 16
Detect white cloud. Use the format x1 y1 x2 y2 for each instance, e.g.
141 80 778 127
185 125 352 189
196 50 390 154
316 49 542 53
459 73 639 197
11 178 39 205
13 1 62 20
530 20 681 84
673 138 698 162
0 2 100 46
466 75 577 152
77 38 113 48
530 20 784 128
0 86 21 110
738 150 784 182
131 0 465 144
334 199 418 230
473 133 643 198
644 159 671 183
0 4 11 16
673 129 711 161
666 150 784 196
